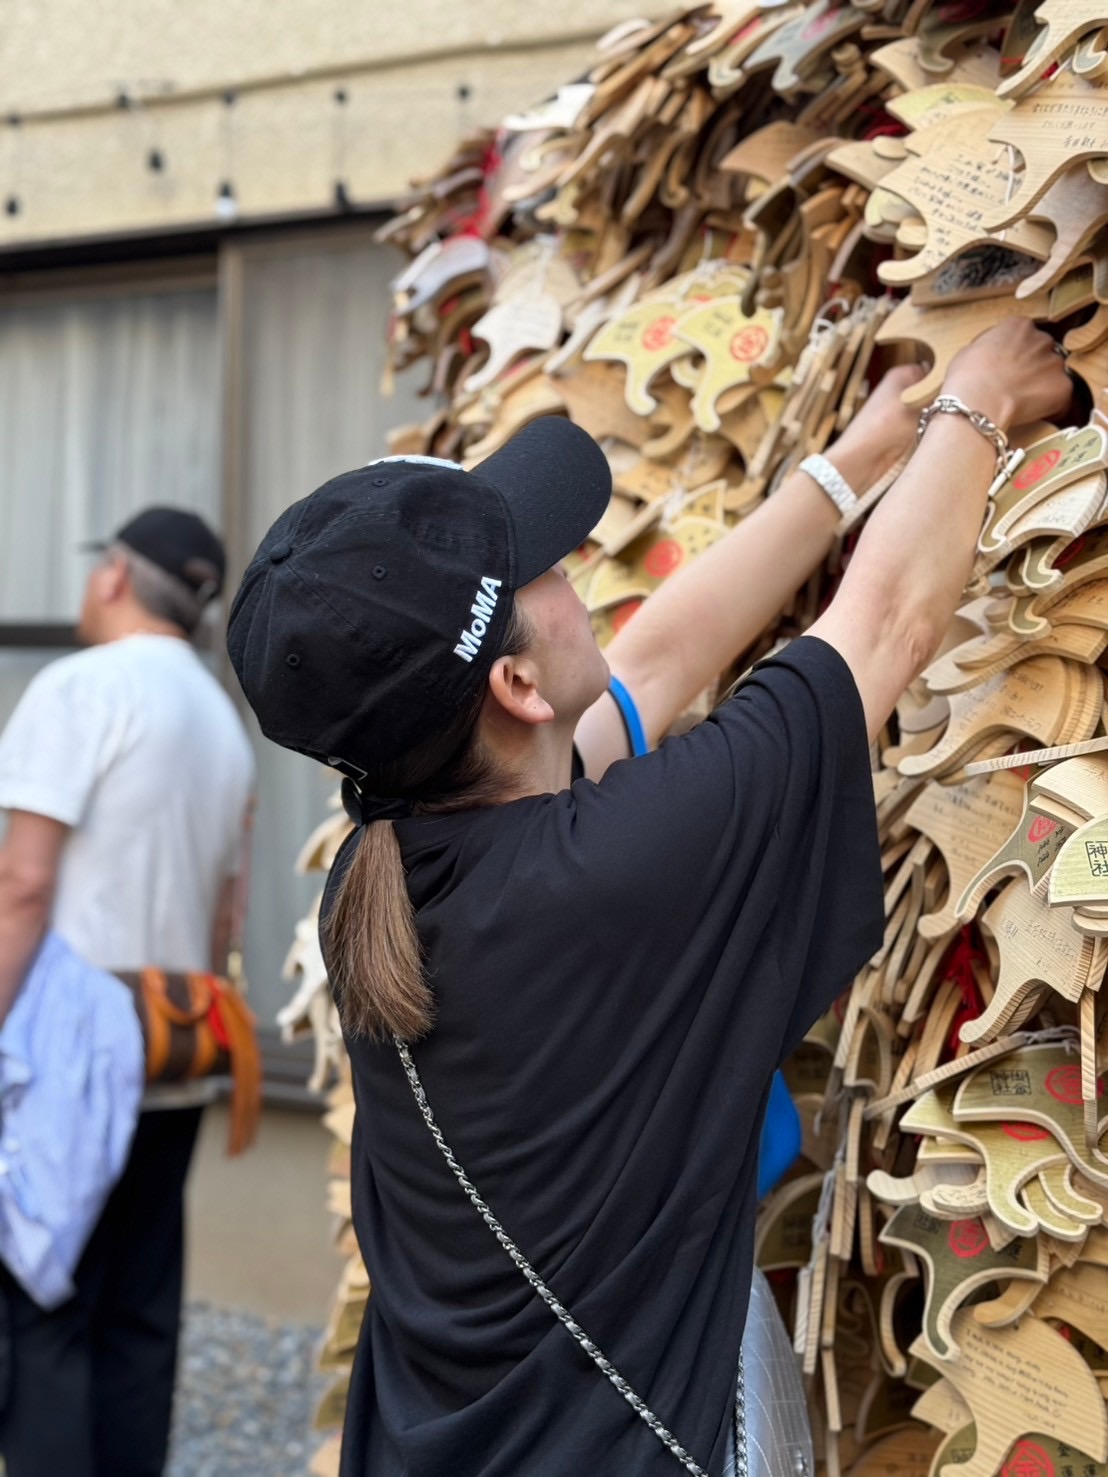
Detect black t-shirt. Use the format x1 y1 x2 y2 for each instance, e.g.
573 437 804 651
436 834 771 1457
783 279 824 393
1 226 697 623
327 636 883 1477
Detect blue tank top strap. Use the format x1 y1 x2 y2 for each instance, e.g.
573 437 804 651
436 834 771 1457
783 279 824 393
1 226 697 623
607 675 649 758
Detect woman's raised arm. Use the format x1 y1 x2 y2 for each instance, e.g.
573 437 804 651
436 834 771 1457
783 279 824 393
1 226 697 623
575 365 922 778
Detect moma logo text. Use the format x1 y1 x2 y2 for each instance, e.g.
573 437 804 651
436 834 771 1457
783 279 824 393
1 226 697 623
453 576 502 662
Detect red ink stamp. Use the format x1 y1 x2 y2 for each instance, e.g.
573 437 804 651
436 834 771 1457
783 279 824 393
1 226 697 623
947 1219 988 1259
1002 1439 1054 1477
642 316 676 353
1014 449 1062 490
729 325 769 364
1002 1122 1051 1142
1056 533 1088 570
802 8 840 39
611 599 642 634
1027 816 1059 844
1046 1064 1083 1105
644 540 684 579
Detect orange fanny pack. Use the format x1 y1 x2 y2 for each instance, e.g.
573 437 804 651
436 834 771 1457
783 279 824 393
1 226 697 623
114 968 261 1156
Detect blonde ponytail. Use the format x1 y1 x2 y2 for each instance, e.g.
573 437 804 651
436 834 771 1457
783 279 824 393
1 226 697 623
325 819 432 1040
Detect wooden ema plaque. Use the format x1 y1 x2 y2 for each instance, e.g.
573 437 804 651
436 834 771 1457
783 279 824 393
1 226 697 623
552 362 652 448
1016 165 1108 299
912 1376 971 1435
986 482 1108 592
706 7 799 91
880 1204 1045 1359
886 79 1005 131
934 1431 1108 1477
462 246 581 393
903 772 1026 939
999 0 1108 97
583 265 749 414
868 37 1001 93
719 119 822 183
741 0 867 95
910 1311 1108 1477
875 110 1051 288
987 72 1108 228
955 1044 1108 1184
980 426 1108 553
955 783 1075 920
1050 815 1108 908
898 657 1100 780
1035 751 1108 820
584 516 727 610
754 1171 824 1270
672 299 784 431
921 621 1108 698
845 1426 942 1475
1000 579 1108 649
968 878 1101 1042
1033 1261 1108 1347
899 1083 1085 1239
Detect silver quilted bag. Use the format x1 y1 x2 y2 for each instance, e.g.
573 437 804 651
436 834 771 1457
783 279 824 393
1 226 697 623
723 1269 813 1477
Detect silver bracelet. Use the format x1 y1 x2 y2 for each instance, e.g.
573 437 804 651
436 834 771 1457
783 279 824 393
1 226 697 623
798 453 858 517
916 394 1009 476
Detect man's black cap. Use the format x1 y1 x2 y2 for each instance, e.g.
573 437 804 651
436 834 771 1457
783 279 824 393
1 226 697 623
88 506 226 602
227 417 611 776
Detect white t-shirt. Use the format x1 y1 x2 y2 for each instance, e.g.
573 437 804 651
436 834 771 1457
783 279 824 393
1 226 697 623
0 635 255 972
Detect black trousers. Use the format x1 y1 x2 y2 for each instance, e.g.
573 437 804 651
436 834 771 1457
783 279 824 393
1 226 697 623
0 1105 203 1477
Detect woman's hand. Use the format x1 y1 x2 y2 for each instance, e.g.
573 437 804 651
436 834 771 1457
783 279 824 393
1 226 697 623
829 363 926 491
943 319 1073 432
810 322 1074 743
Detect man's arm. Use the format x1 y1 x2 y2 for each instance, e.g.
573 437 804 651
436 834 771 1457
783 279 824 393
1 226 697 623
575 366 922 779
211 798 254 975
210 874 237 976
0 811 68 1025
809 320 1072 740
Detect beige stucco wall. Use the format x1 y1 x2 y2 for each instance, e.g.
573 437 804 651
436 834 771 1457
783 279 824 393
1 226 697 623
0 0 671 250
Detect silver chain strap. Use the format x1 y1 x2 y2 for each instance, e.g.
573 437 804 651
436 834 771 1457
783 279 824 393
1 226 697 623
734 1356 746 1474
394 1037 747 1476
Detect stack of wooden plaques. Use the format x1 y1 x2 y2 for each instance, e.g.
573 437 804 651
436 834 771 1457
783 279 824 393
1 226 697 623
285 1 1108 1470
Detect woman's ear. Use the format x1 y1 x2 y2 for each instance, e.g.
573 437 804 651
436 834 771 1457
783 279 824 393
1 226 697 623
486 654 555 727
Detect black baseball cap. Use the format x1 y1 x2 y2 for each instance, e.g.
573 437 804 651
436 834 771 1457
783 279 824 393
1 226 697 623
86 506 226 603
227 416 611 776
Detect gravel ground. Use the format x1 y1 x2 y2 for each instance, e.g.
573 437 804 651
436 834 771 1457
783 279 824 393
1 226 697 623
167 1303 329 1477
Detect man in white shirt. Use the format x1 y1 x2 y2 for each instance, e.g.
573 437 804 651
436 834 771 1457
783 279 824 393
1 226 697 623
0 507 256 1477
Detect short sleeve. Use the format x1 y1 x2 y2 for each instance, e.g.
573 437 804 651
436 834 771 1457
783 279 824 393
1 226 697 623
0 655 124 827
568 635 884 1055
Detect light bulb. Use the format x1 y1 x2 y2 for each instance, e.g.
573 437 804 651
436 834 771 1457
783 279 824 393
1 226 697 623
215 181 238 223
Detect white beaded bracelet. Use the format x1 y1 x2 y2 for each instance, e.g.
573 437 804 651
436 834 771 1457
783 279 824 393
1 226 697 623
798 453 859 517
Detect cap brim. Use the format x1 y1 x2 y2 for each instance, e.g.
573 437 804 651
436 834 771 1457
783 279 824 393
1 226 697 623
474 417 612 589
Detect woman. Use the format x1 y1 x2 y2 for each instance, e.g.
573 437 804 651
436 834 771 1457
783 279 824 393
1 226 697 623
229 320 1069 1476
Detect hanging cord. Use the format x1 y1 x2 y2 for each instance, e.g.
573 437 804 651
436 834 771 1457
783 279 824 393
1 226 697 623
863 1024 1081 1120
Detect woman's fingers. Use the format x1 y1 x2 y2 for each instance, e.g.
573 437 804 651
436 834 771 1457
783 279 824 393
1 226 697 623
944 321 1073 430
